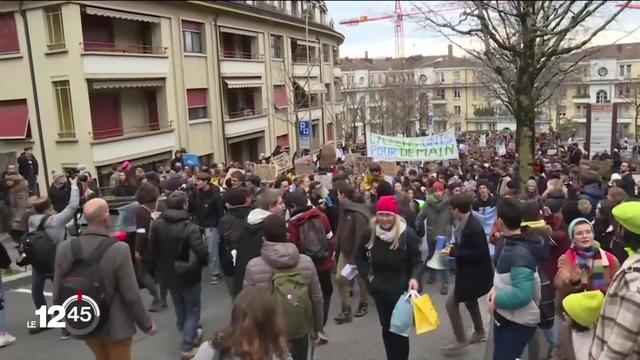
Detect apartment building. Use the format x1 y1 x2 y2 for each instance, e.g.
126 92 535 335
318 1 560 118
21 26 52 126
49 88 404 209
339 45 555 139
551 42 640 140
0 0 343 189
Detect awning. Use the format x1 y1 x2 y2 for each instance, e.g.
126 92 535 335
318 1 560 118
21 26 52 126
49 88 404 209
85 6 160 23
0 100 29 139
295 78 327 93
293 39 319 47
92 80 164 90
227 131 264 144
219 27 257 37
273 85 289 108
97 152 171 175
224 78 263 89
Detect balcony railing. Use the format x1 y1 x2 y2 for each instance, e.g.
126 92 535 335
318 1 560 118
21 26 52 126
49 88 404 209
225 107 265 120
81 41 167 55
573 94 590 99
222 49 260 60
90 121 171 141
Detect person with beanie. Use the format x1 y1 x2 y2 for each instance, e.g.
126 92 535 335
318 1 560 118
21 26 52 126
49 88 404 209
355 195 422 360
48 171 70 213
217 188 251 296
554 218 620 318
590 201 640 359
552 291 605 360
416 181 452 295
243 214 323 360
285 190 334 345
441 194 493 356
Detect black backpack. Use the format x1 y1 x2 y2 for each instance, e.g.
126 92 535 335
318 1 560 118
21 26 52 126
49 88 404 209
299 217 330 261
21 215 56 276
59 236 116 337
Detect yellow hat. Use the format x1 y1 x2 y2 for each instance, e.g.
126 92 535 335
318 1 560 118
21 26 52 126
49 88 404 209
612 201 640 235
562 291 605 328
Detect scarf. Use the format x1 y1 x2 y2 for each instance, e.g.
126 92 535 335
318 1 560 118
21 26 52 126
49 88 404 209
571 243 606 292
375 217 407 245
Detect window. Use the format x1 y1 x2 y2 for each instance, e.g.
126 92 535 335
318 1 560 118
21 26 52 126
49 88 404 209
187 89 208 120
182 21 203 53
454 88 461 99
488 123 497 131
435 89 445 99
53 81 75 138
322 44 330 63
0 12 19 54
454 105 461 116
44 7 65 50
575 105 587 116
436 72 445 83
454 123 461 132
271 34 283 59
332 46 339 65
453 71 460 83
620 65 625 77
596 89 608 103
627 64 632 75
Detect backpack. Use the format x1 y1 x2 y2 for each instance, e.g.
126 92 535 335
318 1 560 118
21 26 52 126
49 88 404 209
298 217 329 261
59 235 116 338
272 268 312 340
21 215 56 276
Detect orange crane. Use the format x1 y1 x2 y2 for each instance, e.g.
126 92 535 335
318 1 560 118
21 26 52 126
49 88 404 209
338 1 463 58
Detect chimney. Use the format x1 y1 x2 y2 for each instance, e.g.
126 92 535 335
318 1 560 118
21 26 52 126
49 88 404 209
365 50 368 59
448 44 453 58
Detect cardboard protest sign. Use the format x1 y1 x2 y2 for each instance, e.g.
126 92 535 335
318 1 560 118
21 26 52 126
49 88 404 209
320 144 336 169
254 164 277 181
367 129 459 161
345 153 359 166
270 152 292 172
379 161 398 176
294 155 315 175
315 173 333 190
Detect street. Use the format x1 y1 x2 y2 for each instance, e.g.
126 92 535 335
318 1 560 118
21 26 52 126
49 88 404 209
0 247 489 360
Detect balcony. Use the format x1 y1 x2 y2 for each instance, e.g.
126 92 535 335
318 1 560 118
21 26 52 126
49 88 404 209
80 8 167 77
572 93 590 103
220 30 260 60
431 96 447 104
225 107 266 121
223 85 264 121
91 124 174 165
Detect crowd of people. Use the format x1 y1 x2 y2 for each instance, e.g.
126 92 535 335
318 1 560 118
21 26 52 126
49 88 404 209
1 131 640 360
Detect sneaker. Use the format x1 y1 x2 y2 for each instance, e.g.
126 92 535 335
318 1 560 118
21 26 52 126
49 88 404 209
316 331 328 346
354 303 368 317
468 331 487 344
440 285 449 296
210 276 220 285
441 341 468 357
0 333 16 347
148 299 163 312
195 327 204 346
180 347 199 360
60 329 71 341
334 309 353 325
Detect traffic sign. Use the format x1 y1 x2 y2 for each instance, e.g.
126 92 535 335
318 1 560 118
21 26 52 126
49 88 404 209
299 119 311 149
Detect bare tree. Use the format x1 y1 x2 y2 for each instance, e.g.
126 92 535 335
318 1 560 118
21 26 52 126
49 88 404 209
415 1 629 190
619 82 640 143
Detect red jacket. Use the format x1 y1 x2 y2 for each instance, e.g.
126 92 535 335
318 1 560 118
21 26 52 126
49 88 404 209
287 206 335 272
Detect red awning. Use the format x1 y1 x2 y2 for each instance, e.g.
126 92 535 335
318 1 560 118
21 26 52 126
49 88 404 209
187 89 207 107
274 85 288 109
277 135 289 148
0 99 29 139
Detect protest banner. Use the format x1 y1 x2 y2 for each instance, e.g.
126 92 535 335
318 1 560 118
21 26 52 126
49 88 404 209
254 164 277 181
270 152 292 172
379 161 398 176
367 129 459 161
316 173 333 190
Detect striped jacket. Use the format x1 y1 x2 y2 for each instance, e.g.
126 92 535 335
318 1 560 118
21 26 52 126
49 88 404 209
589 252 640 360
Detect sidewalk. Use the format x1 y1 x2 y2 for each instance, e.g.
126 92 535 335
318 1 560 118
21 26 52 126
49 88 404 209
1 232 31 282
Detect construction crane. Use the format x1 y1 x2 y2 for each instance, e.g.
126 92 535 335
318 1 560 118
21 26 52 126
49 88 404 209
339 1 463 58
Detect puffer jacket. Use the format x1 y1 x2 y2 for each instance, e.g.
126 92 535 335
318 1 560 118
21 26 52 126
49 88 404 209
243 240 324 333
287 206 335 272
9 178 29 232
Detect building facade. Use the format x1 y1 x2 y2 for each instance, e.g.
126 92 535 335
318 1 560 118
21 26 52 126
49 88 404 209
551 42 640 140
0 0 343 189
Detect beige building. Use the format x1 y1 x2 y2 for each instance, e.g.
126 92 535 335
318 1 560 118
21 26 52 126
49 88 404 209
0 0 343 189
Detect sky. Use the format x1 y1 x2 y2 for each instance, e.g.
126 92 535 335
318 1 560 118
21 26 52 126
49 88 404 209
326 1 640 59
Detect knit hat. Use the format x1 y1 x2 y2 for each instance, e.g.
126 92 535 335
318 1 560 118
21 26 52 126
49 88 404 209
225 188 248 207
121 161 131 171
376 195 398 215
196 172 211 181
53 171 66 183
369 162 382 173
562 290 605 328
263 213 287 243
376 180 395 197
432 181 445 192
612 201 640 235
568 217 593 240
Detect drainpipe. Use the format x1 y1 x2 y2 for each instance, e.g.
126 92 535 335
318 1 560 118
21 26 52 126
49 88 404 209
212 15 228 163
20 1 50 188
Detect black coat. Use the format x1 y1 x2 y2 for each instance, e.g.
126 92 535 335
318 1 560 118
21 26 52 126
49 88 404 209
355 224 422 303
149 209 208 290
450 214 493 303
17 153 38 180
232 219 265 297
49 183 70 213
189 185 224 228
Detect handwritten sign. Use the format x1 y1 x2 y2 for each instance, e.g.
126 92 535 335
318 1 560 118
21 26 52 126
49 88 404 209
270 152 292 173
379 161 398 176
315 174 333 190
254 164 277 181
367 129 459 161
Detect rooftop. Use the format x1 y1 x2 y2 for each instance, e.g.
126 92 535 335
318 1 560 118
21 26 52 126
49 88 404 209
338 54 480 71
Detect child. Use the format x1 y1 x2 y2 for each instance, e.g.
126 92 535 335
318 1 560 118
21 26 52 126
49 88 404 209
554 290 605 360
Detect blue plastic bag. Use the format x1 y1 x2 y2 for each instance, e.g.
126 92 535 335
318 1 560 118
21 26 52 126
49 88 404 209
390 291 418 337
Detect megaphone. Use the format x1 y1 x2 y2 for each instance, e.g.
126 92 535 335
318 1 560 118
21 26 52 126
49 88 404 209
426 251 447 270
